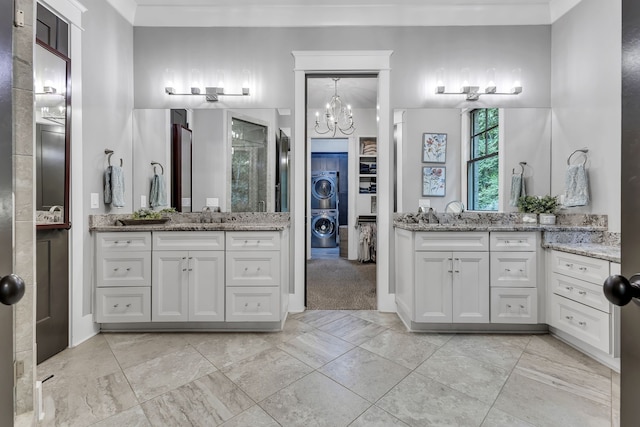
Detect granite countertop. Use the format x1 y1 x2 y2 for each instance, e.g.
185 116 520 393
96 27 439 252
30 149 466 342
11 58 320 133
393 223 607 232
89 212 290 232
542 242 620 263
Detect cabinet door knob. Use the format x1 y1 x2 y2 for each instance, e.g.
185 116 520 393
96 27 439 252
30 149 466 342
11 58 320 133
519 304 525 309
113 304 119 308
126 268 131 271
126 303 131 308
506 304 512 309
126 240 131 244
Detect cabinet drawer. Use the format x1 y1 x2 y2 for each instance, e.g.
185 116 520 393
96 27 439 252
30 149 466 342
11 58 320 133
96 287 150 322
550 293 610 353
551 273 610 313
96 251 151 287
97 232 151 251
490 232 538 251
490 252 537 288
153 231 224 251
414 232 489 252
226 286 279 322
226 251 281 286
226 231 281 251
490 288 538 324
550 251 609 284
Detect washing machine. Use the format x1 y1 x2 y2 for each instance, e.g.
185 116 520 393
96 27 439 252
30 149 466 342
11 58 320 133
311 171 338 209
311 209 338 248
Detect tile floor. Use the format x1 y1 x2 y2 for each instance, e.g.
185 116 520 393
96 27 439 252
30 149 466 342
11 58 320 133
37 310 620 426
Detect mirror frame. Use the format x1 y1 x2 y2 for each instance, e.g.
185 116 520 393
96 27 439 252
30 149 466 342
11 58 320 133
35 39 71 230
171 124 192 212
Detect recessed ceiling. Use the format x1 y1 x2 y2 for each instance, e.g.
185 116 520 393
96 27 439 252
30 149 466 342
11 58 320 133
106 0 582 27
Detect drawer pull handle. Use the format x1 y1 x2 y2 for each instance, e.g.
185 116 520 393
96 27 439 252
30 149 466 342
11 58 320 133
245 303 248 307
565 315 573 321
518 240 524 243
578 290 587 296
257 240 261 244
182 268 187 272
257 302 261 307
113 304 119 308
579 267 587 271
565 286 573 291
114 268 119 271
127 240 131 244
257 267 261 271
182 257 187 260
126 268 131 271
578 321 587 326
126 303 131 308
565 263 574 268
519 304 525 309
244 267 249 271
505 268 511 272
244 240 248 244
189 257 193 260
505 240 510 244
188 268 193 271
506 304 511 309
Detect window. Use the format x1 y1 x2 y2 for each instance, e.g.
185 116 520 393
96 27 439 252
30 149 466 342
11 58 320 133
467 108 499 211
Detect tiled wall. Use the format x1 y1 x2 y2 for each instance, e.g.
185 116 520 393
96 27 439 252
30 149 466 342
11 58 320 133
13 0 36 421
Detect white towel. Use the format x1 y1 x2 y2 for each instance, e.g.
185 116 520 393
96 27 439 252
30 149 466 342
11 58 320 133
149 174 167 208
564 164 589 207
109 165 126 208
509 173 526 207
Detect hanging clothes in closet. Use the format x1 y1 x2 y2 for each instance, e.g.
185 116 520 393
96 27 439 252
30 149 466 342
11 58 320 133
358 222 377 263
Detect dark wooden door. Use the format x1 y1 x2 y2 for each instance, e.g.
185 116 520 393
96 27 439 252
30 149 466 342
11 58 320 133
36 229 69 363
621 1 640 425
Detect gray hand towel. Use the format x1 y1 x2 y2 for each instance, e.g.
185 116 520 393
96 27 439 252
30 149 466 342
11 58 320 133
104 166 112 204
564 164 589 207
509 173 526 207
149 174 167 208
110 165 126 208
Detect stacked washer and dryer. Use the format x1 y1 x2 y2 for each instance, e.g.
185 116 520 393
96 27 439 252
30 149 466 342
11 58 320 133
311 171 339 248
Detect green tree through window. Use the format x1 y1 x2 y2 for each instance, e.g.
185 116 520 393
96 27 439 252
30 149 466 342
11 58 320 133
467 108 499 210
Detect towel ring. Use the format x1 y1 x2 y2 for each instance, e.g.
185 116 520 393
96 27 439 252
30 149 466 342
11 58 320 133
567 148 589 166
105 149 123 167
151 161 164 175
512 162 526 175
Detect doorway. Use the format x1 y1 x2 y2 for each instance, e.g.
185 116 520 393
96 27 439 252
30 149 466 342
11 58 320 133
305 75 378 310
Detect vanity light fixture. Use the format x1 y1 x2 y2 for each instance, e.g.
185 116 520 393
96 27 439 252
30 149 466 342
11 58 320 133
314 78 355 137
435 68 523 101
164 86 250 102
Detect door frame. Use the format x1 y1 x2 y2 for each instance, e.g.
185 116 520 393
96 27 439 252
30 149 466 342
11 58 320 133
291 50 394 312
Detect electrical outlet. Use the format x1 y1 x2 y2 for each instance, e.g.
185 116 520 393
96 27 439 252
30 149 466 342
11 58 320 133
90 193 99 209
141 195 147 208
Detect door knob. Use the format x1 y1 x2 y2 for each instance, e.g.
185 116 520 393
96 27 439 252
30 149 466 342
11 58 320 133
603 274 640 306
0 274 26 306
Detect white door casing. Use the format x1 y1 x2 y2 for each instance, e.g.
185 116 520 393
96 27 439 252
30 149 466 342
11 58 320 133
291 50 394 312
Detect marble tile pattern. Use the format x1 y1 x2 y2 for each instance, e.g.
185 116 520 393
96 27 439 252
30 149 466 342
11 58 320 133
89 212 290 232
394 212 608 229
37 310 620 426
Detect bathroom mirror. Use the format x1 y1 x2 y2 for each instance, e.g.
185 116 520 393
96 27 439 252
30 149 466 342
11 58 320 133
395 108 551 213
35 41 70 228
132 108 291 213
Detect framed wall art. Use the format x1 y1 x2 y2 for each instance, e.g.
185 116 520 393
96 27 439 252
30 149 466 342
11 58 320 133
422 166 446 197
422 132 447 163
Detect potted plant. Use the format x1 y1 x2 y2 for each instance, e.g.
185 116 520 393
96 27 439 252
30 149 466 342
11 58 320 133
517 195 559 224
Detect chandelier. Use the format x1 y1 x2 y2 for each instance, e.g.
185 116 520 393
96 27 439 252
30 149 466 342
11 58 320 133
314 78 355 137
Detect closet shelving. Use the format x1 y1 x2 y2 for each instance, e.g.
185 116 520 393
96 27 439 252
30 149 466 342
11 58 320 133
357 136 377 215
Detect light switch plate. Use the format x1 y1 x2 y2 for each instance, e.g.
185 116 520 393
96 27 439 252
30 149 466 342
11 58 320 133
141 195 147 208
90 193 99 209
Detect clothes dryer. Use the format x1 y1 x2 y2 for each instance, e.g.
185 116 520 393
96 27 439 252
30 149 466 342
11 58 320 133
311 209 338 248
311 171 338 209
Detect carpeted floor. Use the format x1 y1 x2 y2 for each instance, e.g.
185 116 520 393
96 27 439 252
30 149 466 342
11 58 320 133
306 257 376 310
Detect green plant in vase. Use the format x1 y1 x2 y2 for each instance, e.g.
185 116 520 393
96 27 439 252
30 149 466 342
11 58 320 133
517 195 559 224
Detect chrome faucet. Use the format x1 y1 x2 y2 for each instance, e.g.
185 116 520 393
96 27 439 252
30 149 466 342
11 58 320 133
427 207 438 224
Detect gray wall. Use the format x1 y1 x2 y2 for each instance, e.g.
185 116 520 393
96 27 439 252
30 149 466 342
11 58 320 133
81 0 134 314
133 26 552 110
551 0 621 231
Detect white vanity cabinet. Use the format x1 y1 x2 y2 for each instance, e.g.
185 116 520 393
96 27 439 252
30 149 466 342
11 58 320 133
396 230 490 325
548 250 616 356
95 232 152 323
489 232 538 324
151 232 225 322
225 231 282 322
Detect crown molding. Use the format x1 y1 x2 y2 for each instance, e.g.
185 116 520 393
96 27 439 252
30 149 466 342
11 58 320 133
104 0 583 28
